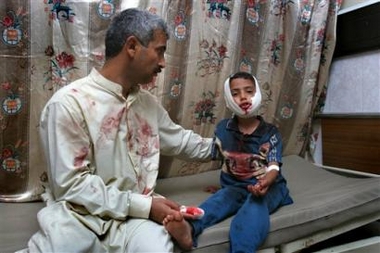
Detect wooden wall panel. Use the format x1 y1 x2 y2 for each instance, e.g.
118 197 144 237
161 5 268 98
320 114 380 175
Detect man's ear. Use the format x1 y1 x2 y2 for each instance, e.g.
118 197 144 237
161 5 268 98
124 36 140 57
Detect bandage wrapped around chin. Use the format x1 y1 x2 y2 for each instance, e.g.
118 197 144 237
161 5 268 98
224 74 262 118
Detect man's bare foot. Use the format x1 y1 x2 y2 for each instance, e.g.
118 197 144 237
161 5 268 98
164 214 193 250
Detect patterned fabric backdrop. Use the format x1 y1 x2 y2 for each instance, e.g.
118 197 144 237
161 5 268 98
0 0 341 202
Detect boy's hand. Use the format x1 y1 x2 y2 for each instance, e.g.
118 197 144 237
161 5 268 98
247 179 268 196
247 170 279 196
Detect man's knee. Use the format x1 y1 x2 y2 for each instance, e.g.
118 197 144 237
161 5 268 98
29 203 105 252
125 220 173 252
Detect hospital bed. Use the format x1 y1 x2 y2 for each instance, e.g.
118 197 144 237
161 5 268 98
1 155 379 253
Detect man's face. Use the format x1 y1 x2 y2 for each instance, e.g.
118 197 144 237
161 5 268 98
134 30 167 85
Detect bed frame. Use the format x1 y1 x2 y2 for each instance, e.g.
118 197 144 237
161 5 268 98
272 208 380 253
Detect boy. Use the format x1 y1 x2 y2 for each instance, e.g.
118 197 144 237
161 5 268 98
165 72 293 253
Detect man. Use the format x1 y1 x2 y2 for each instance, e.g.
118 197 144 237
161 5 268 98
21 8 212 253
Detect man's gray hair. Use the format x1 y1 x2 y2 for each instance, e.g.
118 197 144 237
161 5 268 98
105 8 169 59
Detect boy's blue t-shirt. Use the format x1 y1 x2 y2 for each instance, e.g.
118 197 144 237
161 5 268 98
211 116 284 179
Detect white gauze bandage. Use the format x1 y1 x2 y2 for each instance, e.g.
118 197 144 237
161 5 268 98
266 164 280 172
224 75 262 118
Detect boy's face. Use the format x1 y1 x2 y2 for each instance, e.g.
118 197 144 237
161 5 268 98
230 78 256 111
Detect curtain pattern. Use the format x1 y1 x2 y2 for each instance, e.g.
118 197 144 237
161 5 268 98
0 0 341 202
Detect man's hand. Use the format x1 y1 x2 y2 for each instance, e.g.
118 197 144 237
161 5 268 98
149 197 182 224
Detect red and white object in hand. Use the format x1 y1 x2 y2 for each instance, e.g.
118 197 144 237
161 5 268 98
180 205 205 219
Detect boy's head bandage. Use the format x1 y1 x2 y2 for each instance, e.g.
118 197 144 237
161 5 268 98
224 74 262 118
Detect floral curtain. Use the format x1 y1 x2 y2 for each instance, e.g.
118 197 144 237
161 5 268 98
0 0 341 202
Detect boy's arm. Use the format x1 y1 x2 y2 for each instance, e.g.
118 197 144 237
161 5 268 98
248 163 279 196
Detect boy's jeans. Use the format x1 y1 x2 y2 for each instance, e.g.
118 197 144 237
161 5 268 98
190 172 293 253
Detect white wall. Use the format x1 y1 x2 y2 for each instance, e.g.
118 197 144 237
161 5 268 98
340 0 380 12
310 1 380 164
324 50 380 113
325 0 380 113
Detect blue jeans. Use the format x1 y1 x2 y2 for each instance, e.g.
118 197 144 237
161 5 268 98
190 172 293 253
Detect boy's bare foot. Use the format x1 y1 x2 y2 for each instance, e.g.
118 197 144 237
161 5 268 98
164 214 193 250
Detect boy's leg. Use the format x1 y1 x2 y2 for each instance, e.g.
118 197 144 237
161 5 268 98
229 180 293 253
191 185 248 241
165 172 257 250
229 196 270 253
265 179 293 214
164 186 247 250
